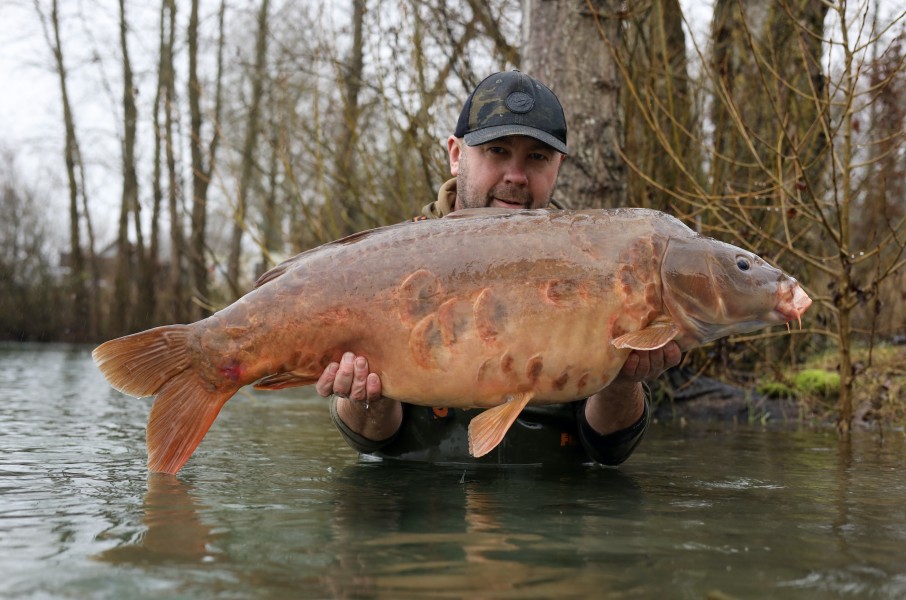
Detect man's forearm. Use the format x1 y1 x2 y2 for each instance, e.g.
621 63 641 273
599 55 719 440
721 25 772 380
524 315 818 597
583 379 646 435
335 396 403 442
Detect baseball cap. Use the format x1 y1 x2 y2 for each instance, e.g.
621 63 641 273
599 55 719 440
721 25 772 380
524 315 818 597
454 71 568 155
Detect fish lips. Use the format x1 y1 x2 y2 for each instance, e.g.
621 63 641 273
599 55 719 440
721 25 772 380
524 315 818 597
774 282 812 326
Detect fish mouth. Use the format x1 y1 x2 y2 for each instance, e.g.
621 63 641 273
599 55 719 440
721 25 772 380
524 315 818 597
774 282 812 328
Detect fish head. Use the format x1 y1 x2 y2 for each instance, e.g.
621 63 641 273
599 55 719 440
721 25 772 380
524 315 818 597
660 236 812 348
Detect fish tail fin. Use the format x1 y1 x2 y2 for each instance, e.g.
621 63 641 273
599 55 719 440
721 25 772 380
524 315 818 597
92 325 194 398
468 392 533 457
146 371 234 474
92 324 234 474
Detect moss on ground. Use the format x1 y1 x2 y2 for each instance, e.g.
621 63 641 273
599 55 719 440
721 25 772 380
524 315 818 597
795 369 841 398
757 342 906 427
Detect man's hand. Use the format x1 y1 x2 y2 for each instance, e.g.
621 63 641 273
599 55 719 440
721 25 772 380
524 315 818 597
317 352 401 442
618 342 683 384
584 342 682 436
316 352 383 403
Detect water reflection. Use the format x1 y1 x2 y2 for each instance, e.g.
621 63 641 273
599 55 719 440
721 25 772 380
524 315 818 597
94 460 649 598
95 474 223 565
320 463 647 598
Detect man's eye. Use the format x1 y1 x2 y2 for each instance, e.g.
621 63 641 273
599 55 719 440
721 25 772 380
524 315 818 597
530 153 550 162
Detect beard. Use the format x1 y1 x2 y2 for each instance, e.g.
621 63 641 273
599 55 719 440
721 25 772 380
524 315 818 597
454 150 555 210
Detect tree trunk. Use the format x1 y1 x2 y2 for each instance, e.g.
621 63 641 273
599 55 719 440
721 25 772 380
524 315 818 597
161 0 186 322
45 0 90 341
522 0 626 209
260 129 281 277
328 0 367 237
148 0 171 327
227 0 270 298
111 0 143 335
710 0 828 211
188 0 225 318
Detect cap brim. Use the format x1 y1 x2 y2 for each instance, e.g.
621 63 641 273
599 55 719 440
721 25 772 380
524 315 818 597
464 125 568 155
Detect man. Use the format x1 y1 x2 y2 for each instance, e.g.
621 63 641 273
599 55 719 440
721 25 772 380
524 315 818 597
316 71 681 466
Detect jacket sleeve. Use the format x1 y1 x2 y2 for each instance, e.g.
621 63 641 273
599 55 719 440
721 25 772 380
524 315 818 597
574 395 651 466
329 396 401 454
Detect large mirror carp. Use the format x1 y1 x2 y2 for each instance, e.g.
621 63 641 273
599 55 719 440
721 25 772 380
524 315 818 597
94 208 811 474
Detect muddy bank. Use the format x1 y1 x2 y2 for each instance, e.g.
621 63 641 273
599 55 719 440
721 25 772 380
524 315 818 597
649 369 803 425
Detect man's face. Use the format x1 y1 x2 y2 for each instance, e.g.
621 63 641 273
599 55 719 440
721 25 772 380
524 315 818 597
448 135 565 211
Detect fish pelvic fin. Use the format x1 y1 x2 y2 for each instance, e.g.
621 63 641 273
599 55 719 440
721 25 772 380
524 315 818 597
147 371 234 474
254 372 320 390
92 324 235 475
468 392 533 458
612 322 679 350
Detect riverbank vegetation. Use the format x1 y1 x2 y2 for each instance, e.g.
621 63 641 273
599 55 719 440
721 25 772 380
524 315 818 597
2 0 904 432
760 342 906 428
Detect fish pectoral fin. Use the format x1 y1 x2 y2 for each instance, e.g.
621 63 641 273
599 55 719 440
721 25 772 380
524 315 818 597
254 372 319 390
612 322 679 350
468 392 533 458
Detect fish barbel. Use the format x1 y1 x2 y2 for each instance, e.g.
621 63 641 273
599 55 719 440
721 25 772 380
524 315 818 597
93 208 812 474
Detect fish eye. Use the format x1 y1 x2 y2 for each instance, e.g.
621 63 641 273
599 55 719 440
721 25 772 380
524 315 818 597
736 257 751 271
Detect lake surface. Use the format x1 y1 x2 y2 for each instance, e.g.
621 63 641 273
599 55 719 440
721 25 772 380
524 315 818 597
2 342 905 599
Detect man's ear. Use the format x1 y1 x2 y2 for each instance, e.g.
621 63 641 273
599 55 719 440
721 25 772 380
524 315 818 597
448 136 463 176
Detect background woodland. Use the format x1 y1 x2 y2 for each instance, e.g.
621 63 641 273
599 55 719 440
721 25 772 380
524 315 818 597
2 0 904 431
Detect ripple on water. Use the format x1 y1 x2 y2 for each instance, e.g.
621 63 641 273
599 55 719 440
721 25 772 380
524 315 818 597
2 343 906 600
699 477 785 490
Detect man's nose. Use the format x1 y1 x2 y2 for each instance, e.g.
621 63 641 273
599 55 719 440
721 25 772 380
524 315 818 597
503 159 528 185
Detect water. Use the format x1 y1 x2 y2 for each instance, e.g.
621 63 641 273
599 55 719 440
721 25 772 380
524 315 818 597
2 343 905 599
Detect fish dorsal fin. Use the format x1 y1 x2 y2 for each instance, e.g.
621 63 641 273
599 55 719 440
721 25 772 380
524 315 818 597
468 392 533 457
445 208 515 220
612 321 679 350
255 227 390 288
255 260 292 288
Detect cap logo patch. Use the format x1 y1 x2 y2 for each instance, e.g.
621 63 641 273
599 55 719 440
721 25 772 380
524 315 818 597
505 91 534 114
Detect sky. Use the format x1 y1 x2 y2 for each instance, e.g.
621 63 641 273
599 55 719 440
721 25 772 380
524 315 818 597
1 1 160 243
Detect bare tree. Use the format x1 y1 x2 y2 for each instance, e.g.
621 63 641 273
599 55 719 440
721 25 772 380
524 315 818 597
188 0 226 319
110 0 144 335
147 0 171 328
163 1 187 323
36 0 93 341
620 0 699 212
613 0 905 431
327 0 367 237
522 0 626 209
227 0 271 298
0 151 62 340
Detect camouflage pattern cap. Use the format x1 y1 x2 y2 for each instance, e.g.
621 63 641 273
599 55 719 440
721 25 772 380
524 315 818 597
454 71 568 155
